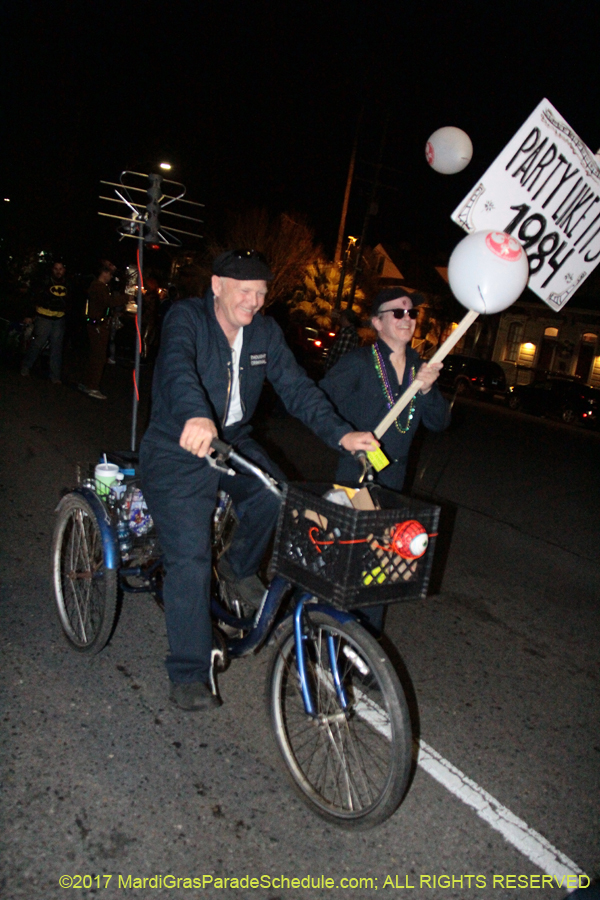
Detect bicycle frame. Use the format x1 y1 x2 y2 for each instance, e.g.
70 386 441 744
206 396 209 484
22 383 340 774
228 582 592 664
76 440 362 723
68 487 119 570
212 572 357 719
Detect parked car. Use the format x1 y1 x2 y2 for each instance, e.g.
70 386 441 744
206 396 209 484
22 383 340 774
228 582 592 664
286 323 337 377
506 375 599 427
437 354 507 399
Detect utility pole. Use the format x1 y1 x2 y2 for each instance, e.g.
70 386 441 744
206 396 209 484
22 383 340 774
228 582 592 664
347 112 390 309
334 107 364 265
333 235 357 311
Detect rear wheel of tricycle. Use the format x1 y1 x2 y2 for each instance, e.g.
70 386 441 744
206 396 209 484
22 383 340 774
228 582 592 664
266 610 412 829
52 494 118 654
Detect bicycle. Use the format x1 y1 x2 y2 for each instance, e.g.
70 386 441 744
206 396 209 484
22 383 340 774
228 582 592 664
52 440 440 829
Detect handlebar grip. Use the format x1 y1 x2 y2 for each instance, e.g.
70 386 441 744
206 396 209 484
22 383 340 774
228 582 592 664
210 438 232 457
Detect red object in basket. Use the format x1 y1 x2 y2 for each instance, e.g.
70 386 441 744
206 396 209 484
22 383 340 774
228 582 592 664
389 520 429 560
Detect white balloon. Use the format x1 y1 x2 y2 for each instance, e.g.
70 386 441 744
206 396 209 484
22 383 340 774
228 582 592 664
425 126 473 174
448 230 530 314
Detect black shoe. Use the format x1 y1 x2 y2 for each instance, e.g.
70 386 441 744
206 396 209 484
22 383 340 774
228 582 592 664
169 680 222 711
217 557 266 610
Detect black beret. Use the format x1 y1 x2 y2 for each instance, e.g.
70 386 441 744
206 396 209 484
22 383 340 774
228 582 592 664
372 287 425 316
212 249 273 281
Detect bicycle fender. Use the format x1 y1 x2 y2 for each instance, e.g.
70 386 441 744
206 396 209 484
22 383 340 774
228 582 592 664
308 603 357 626
267 598 357 645
56 488 119 570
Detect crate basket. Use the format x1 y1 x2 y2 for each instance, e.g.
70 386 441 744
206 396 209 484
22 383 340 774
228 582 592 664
271 483 440 609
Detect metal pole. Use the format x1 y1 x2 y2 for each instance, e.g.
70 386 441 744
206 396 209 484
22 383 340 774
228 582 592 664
334 107 364 264
131 233 144 452
347 112 390 309
334 242 349 312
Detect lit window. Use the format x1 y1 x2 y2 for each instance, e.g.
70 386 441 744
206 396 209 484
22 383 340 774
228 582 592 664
504 322 523 362
582 332 597 344
518 342 536 366
544 327 559 338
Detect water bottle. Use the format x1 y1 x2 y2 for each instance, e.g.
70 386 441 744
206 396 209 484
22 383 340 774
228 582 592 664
117 508 133 562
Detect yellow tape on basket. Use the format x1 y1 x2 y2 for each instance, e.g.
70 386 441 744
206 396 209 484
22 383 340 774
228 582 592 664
366 448 390 472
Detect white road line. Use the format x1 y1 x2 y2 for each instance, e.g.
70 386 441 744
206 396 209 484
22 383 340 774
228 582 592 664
326 667 586 880
418 740 587 882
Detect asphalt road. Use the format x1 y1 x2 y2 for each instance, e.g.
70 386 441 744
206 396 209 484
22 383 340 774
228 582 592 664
1 361 598 900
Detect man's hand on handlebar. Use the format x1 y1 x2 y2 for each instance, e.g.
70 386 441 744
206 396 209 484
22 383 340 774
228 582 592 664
179 417 218 457
340 431 380 453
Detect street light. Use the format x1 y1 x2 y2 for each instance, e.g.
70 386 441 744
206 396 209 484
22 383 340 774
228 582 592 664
159 162 172 171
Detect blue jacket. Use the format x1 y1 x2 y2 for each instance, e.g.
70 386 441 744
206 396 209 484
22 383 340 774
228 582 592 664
143 290 352 458
320 341 450 490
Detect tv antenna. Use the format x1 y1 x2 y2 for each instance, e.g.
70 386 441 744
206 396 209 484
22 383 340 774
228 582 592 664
98 171 204 450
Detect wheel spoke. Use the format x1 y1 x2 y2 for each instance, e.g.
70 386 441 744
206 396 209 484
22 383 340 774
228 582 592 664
53 495 117 655
269 613 410 825
73 512 92 640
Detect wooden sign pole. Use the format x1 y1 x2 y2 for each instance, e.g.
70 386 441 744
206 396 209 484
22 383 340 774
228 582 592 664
374 308 479 439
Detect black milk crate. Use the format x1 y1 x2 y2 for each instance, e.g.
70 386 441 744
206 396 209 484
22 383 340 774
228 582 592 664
271 483 440 610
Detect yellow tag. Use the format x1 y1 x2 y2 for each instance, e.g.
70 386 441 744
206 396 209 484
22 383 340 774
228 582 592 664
366 448 390 471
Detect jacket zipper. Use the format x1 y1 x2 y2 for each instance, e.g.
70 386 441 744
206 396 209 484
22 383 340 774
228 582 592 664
239 366 245 415
223 360 232 424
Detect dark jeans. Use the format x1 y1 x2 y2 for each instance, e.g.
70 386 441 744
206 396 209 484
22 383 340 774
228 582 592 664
23 315 65 381
139 436 283 685
85 322 110 391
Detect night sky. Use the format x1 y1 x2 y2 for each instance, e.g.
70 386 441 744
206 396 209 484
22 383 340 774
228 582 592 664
3 1 600 270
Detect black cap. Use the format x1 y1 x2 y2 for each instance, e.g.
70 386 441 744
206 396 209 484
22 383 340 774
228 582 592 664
212 249 273 281
372 287 425 316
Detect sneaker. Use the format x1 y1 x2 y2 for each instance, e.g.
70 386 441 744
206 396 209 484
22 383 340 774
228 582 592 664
217 557 267 609
77 383 90 394
107 358 116 365
169 680 222 711
20 365 30 377
87 389 107 400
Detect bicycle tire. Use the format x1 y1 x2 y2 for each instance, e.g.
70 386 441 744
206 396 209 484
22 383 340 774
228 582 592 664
266 609 412 829
52 494 118 654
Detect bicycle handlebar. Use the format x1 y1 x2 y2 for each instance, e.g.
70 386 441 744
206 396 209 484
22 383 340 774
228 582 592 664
210 438 233 458
210 438 283 499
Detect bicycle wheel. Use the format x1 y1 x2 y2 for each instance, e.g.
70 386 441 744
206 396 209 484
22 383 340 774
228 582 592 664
52 494 118 654
267 609 412 829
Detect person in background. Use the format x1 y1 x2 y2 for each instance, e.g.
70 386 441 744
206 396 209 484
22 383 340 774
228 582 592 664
320 286 450 636
320 287 449 491
325 307 361 371
78 263 122 400
21 260 69 384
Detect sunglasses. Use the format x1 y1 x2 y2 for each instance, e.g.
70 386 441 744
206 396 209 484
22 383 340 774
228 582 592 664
377 307 419 320
232 249 268 265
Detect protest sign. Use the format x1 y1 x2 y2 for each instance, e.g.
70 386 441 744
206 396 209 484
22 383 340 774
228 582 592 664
451 99 600 311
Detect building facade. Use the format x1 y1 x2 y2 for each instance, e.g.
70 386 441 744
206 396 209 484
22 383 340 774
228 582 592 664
492 301 600 387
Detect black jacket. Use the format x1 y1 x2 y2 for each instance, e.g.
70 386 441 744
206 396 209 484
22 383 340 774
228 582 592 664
320 341 450 489
143 290 352 458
